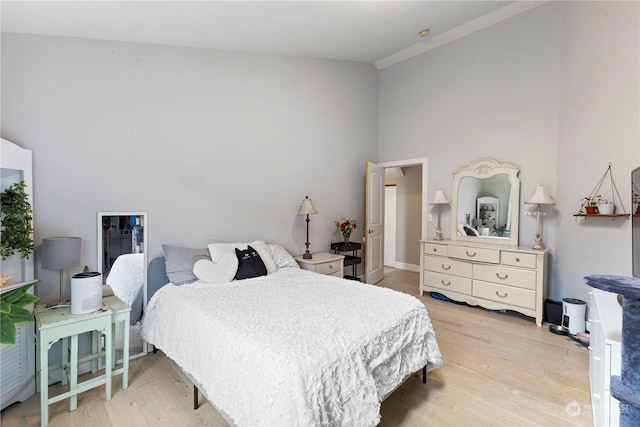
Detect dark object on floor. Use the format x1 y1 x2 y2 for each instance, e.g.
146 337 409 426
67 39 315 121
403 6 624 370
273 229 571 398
431 292 450 301
549 324 569 335
544 299 562 325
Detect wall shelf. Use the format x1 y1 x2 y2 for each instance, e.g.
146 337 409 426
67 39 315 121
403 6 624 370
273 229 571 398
573 213 630 219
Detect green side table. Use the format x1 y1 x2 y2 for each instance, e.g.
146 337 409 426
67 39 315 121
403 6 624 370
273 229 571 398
35 304 113 427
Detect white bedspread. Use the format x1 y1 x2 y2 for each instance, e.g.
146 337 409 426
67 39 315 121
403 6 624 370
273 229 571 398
106 253 144 307
141 268 442 427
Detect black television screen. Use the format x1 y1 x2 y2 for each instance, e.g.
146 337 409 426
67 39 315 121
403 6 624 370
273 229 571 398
633 167 640 278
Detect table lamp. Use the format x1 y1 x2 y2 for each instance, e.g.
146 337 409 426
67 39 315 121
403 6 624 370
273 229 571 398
430 190 449 240
297 196 318 259
41 237 82 303
525 185 554 250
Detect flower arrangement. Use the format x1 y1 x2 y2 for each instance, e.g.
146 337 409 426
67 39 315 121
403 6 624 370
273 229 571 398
336 218 358 243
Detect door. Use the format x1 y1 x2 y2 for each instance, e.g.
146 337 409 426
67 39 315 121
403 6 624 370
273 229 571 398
365 162 385 284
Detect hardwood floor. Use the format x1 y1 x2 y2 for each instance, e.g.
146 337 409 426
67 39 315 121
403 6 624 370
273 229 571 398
1 268 593 426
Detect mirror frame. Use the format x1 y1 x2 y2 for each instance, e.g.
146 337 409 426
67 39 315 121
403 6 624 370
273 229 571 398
451 159 520 246
97 211 148 359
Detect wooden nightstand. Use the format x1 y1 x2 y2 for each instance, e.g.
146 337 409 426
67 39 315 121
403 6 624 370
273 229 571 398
295 253 345 278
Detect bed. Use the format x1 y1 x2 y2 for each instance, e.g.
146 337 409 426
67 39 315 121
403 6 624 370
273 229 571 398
141 243 442 427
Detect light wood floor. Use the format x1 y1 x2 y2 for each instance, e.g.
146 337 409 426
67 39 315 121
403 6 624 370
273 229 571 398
1 268 593 426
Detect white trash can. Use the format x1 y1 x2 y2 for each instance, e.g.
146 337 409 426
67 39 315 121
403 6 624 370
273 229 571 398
561 298 587 334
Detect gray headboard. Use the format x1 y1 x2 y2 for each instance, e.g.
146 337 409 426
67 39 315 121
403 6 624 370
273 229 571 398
147 257 170 303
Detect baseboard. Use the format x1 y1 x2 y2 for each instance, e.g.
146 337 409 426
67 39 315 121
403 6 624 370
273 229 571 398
384 261 419 272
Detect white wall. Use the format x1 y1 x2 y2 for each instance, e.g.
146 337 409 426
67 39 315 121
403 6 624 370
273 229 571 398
378 1 639 302
1 34 378 300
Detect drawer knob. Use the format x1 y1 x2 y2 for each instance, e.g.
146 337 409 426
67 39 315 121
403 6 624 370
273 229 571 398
466 251 477 257
495 291 508 298
433 248 437 252
329 265 333 269
496 273 509 280
441 280 451 286
515 257 520 262
441 264 451 271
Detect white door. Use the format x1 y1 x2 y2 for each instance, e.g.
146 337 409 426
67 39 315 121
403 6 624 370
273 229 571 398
365 162 385 284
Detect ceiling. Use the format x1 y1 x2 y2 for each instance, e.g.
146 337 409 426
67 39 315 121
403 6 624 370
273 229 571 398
1 1 536 69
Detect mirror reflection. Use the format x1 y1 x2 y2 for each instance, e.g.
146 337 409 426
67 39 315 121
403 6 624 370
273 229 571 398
451 159 520 246
97 212 147 359
458 175 512 237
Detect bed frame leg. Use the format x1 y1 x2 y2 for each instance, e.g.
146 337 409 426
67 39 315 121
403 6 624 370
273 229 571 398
153 345 158 354
194 385 199 410
422 365 427 384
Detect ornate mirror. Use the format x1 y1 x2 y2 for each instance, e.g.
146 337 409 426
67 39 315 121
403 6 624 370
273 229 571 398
97 212 148 359
451 159 520 246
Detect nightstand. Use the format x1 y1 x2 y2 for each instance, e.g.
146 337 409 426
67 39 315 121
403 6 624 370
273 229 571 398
35 305 113 427
295 252 345 278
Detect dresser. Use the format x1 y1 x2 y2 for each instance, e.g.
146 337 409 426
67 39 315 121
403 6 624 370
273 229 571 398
420 239 548 326
589 288 622 427
295 253 345 278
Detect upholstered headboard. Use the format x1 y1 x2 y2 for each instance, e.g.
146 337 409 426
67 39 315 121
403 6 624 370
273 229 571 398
147 257 170 303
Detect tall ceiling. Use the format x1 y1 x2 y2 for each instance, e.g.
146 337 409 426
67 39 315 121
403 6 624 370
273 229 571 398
1 1 539 69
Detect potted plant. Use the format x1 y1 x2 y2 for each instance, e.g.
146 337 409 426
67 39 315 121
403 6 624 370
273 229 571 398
0 180 38 344
1 181 35 260
579 195 600 215
0 281 38 344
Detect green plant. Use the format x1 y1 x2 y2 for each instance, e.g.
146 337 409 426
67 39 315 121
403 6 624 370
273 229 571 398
0 281 38 344
0 181 34 261
578 195 602 214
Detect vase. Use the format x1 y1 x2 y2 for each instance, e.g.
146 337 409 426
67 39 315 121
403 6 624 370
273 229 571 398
343 234 350 244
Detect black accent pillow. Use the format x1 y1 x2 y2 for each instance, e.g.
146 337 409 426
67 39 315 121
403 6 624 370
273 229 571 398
463 226 476 236
234 245 267 280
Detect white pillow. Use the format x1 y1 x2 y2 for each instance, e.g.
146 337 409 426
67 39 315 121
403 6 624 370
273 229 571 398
193 254 238 284
267 244 299 269
207 240 277 274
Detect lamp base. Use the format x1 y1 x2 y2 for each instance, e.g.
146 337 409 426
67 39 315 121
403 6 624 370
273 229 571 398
303 251 312 259
434 227 444 240
532 233 544 250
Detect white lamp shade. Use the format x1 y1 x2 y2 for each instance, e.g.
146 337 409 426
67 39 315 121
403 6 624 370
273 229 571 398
525 185 555 205
42 237 82 270
430 190 449 205
297 196 318 215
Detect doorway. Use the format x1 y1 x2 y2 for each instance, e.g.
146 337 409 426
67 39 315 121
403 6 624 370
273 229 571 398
382 164 424 272
365 158 427 282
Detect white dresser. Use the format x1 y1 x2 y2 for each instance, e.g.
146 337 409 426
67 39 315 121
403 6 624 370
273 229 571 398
589 288 622 427
420 239 548 325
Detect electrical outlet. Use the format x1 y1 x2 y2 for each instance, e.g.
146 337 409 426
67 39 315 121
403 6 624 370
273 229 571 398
427 214 433 222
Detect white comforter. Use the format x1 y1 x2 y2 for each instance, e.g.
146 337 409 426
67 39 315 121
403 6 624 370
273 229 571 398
141 268 442 427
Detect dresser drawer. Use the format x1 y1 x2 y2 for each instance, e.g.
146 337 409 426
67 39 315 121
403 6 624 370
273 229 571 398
423 243 448 257
315 259 343 275
424 256 471 277
473 280 536 309
424 271 472 294
448 245 499 263
501 251 537 269
474 264 536 290
326 269 343 279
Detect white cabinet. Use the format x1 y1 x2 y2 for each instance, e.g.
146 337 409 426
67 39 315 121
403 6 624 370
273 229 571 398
589 288 622 427
0 139 36 410
420 239 548 325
